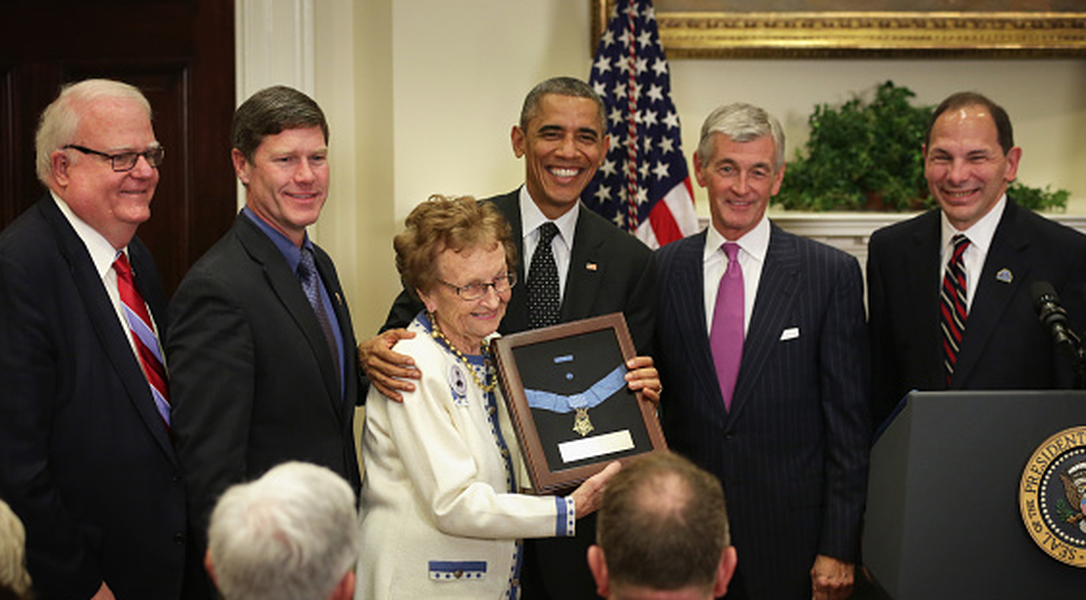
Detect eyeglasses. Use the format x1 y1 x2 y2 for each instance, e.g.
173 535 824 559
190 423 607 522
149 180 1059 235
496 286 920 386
438 272 517 300
64 144 165 172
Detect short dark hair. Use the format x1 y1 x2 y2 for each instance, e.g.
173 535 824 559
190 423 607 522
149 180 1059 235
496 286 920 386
596 451 730 593
232 86 329 162
519 77 606 133
926 91 1014 155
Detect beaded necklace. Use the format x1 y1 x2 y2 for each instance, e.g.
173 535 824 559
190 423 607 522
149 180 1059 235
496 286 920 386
428 311 497 393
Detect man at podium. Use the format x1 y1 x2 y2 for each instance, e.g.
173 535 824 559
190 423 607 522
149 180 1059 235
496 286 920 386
868 91 1086 428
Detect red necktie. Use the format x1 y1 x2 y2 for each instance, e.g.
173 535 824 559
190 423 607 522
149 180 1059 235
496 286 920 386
940 234 970 386
710 242 744 411
114 253 171 426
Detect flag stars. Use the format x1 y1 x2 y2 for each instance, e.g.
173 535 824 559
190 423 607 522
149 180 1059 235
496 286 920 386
600 159 618 177
646 85 664 103
653 161 670 180
594 185 612 203
600 29 615 48
664 111 680 130
594 56 612 74
638 30 654 48
652 58 668 77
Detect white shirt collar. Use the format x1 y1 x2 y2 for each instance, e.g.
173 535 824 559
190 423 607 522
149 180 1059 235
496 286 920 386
518 185 579 245
941 194 1007 256
51 191 126 277
703 215 771 264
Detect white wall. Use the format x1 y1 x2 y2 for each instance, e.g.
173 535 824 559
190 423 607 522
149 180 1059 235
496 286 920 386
310 1 1086 335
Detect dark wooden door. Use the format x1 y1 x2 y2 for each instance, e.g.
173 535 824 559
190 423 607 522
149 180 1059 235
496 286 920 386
0 0 237 295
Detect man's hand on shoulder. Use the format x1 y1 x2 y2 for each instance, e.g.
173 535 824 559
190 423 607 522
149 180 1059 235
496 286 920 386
358 329 420 403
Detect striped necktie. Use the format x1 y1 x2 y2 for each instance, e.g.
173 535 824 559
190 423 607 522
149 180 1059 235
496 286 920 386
940 234 971 385
113 252 170 426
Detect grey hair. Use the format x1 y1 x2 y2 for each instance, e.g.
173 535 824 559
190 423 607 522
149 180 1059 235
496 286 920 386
697 102 785 171
207 462 360 600
35 79 152 186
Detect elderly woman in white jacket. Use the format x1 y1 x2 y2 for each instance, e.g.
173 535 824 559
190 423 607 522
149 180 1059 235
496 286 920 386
356 195 619 600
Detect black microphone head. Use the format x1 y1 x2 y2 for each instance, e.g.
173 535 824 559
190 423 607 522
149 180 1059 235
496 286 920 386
1031 280 1059 307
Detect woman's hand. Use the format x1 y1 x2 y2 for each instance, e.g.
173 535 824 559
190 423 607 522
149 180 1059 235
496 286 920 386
570 461 622 518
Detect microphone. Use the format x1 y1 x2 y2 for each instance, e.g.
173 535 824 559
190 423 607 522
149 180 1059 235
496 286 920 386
1030 281 1081 353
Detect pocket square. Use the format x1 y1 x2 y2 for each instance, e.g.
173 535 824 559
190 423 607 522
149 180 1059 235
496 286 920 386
779 327 800 341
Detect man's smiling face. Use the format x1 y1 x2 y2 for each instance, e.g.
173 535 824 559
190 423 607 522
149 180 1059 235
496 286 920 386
512 93 608 220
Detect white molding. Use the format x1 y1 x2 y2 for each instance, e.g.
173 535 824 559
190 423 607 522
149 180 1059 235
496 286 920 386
233 0 316 215
761 212 1086 266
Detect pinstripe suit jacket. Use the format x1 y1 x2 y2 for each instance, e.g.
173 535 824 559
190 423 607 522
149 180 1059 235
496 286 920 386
655 223 871 600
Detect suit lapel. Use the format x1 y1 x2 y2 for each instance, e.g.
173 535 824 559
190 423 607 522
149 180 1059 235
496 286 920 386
672 232 729 421
953 203 1031 386
906 212 947 390
42 199 176 462
234 217 342 416
491 192 530 335
729 225 800 421
562 204 605 322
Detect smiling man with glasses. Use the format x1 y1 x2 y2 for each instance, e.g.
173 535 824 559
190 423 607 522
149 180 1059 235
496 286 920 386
0 79 189 599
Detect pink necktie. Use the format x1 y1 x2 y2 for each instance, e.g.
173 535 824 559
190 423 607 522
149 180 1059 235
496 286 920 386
114 253 170 427
710 242 744 411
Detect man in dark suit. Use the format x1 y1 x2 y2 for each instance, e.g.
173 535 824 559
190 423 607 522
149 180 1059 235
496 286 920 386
655 103 871 600
0 79 187 599
360 77 659 600
867 91 1086 427
168 86 362 594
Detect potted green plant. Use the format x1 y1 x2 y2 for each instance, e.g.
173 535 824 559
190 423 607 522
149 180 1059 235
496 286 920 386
774 81 1068 212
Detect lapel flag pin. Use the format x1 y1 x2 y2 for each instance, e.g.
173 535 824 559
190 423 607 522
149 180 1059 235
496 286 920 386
586 262 598 272
996 268 1013 284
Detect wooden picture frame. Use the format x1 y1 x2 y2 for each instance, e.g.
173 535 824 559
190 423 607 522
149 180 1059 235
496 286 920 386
491 313 667 494
591 0 1086 58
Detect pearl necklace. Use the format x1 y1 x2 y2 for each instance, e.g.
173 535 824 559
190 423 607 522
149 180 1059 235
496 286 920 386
428 312 497 393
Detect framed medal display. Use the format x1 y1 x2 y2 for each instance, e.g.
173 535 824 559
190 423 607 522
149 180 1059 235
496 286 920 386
491 313 667 494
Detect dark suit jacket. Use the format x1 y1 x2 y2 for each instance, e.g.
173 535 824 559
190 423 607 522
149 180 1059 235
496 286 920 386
655 224 871 600
0 196 186 599
868 200 1086 426
167 214 362 559
382 189 657 354
381 189 657 600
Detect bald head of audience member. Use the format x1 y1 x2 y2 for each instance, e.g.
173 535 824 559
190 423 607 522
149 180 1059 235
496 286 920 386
588 451 737 600
205 462 360 600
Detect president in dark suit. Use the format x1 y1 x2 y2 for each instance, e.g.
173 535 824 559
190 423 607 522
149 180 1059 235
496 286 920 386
360 77 659 600
168 86 362 594
655 103 871 600
0 80 187 599
868 91 1086 427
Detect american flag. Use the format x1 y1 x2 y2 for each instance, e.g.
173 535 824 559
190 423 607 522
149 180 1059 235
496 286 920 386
584 0 698 248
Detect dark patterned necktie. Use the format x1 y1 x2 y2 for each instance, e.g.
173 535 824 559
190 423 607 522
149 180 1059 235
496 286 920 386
114 253 170 427
297 247 340 381
940 234 970 385
527 222 561 329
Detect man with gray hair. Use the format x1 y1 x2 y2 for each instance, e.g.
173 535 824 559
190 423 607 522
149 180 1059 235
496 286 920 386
654 103 871 600
0 78 187 599
588 451 737 600
205 462 360 600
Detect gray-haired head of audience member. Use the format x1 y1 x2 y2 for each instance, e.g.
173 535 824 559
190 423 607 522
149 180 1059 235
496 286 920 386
206 462 360 600
231 85 329 164
696 102 785 172
0 498 32 600
519 76 607 133
588 451 737 600
34 78 152 187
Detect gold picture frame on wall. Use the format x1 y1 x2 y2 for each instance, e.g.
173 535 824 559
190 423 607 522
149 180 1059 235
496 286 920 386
591 1 1086 58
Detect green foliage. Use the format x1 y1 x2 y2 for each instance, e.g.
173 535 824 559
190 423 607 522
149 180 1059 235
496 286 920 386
774 81 1069 212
